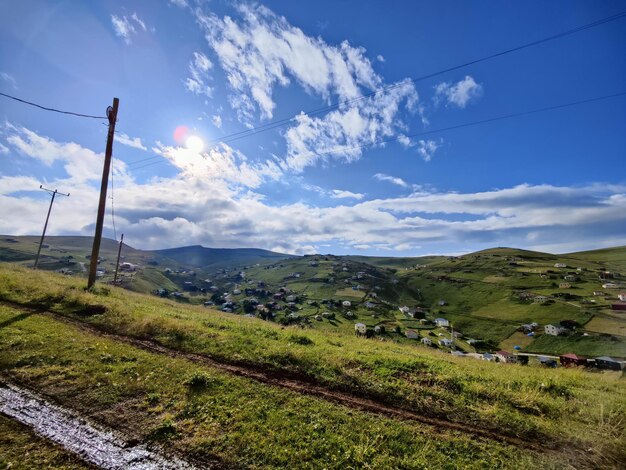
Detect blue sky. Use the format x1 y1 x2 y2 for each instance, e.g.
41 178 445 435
0 0 625 256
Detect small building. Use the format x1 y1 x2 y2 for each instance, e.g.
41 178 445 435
434 318 449 327
544 324 566 336
405 329 419 339
559 282 571 289
374 325 385 334
495 351 517 364
314 314 322 321
554 263 567 268
594 356 623 371
563 275 577 282
482 353 495 362
399 306 410 314
602 283 619 289
364 301 376 309
342 300 352 307
421 337 432 346
354 323 367 335
533 295 549 303
438 338 453 347
559 353 587 367
618 293 626 302
593 291 605 296
438 299 446 306
612 302 626 311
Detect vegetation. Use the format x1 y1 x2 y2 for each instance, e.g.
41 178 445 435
0 303 558 469
0 414 92 469
0 264 624 468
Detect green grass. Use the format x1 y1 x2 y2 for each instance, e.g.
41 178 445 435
0 304 562 469
0 263 625 467
525 334 626 357
0 414 92 469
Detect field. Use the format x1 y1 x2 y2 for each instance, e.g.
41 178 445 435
0 264 625 468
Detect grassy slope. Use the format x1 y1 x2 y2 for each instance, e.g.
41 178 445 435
400 247 626 353
0 264 624 467
0 304 555 469
0 414 93 469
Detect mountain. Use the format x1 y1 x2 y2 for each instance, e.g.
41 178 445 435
154 245 291 270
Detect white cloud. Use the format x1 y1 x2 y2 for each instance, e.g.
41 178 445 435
184 51 213 97
330 189 365 200
111 13 150 44
373 173 408 188
211 115 223 128
0 142 9 154
115 133 147 151
2 129 624 256
0 72 17 89
417 139 442 162
376 55 385 63
434 75 483 108
169 0 188 7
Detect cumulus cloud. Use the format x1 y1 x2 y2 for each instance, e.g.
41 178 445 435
417 139 442 161
115 133 147 151
373 173 408 188
2 128 624 256
330 189 365 200
434 75 483 108
211 114 222 128
111 13 150 44
194 3 418 172
184 51 213 97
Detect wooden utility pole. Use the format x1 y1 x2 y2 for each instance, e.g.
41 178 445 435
87 97 119 289
34 185 70 269
113 233 124 284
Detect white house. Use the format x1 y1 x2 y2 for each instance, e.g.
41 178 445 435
438 338 453 347
434 318 449 327
618 293 626 302
342 300 352 307
399 306 410 314
544 324 565 336
354 323 367 335
482 353 495 362
421 337 432 346
533 295 549 303
554 263 567 268
603 283 619 289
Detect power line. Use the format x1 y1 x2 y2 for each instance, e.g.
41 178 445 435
129 90 626 172
127 9 626 169
0 91 107 119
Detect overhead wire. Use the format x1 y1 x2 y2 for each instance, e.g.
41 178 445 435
126 9 626 169
128 90 626 172
0 91 107 119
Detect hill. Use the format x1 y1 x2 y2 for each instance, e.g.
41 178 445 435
154 245 291 269
0 265 623 468
1 236 624 358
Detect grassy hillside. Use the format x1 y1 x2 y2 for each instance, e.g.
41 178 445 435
2 237 624 358
0 264 624 468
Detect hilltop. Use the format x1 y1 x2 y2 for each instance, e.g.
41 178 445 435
1 236 624 359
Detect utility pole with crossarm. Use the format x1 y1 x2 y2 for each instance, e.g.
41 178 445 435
34 185 70 269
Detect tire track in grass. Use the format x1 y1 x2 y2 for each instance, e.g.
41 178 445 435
1 302 587 461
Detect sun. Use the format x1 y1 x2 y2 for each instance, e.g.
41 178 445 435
185 135 204 153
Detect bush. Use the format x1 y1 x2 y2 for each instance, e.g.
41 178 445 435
184 371 215 389
288 334 314 345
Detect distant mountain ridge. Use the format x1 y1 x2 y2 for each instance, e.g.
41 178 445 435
154 245 291 269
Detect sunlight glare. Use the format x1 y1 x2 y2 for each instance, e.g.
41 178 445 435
185 135 204 153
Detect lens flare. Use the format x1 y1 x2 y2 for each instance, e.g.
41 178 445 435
173 125 189 145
